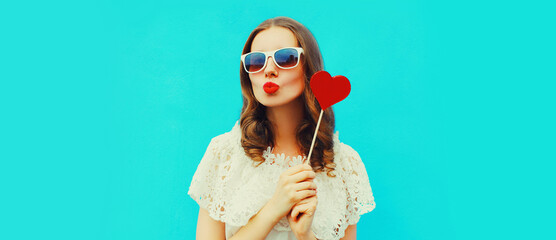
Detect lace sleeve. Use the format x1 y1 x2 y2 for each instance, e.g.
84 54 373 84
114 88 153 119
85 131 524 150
311 141 377 240
187 135 230 221
337 143 376 225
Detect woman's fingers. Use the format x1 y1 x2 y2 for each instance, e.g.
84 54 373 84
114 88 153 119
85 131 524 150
293 181 317 192
284 164 313 176
295 189 317 201
291 203 308 219
295 196 313 206
291 197 318 219
290 170 316 183
291 207 300 219
290 196 313 219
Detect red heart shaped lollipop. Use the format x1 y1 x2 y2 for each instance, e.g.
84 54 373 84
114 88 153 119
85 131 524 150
310 70 351 110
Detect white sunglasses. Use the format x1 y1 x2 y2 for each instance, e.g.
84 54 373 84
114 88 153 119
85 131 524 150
241 47 304 73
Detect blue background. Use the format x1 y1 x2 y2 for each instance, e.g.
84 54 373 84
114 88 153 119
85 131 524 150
1 0 554 239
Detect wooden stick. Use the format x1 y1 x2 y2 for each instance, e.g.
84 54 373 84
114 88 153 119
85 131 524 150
305 109 324 165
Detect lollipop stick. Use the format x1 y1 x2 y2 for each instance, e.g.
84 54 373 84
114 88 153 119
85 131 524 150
305 109 324 165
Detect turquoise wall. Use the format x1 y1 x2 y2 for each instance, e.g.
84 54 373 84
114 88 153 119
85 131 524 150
1 0 554 239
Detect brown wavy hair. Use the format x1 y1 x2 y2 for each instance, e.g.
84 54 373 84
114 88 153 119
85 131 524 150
239 16 336 177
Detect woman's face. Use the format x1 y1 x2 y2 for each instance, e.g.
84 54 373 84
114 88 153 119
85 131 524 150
249 26 305 108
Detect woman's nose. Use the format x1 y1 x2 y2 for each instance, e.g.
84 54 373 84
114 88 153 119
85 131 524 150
264 56 278 78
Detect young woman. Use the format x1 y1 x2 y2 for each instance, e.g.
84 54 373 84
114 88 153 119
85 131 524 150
188 16 376 240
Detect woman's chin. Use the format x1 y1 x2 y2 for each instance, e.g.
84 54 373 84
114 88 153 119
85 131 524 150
254 89 303 108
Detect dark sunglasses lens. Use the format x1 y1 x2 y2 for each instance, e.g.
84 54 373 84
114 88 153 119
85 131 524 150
244 52 266 72
275 48 299 68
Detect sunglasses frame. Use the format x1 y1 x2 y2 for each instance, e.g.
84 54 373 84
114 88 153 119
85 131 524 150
241 47 304 73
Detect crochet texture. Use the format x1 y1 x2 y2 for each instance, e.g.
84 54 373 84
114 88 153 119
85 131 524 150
188 122 376 240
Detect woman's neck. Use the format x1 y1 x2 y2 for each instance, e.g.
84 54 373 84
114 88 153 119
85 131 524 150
266 97 305 156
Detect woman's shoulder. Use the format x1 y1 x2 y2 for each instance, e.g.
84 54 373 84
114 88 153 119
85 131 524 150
332 131 363 163
206 121 242 150
312 132 376 239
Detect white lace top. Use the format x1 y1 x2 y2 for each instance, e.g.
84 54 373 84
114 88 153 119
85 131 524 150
188 122 376 240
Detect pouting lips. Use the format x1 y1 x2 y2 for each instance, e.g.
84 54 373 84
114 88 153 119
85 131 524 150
263 82 280 94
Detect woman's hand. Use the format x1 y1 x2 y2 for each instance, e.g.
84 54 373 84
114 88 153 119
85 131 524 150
267 164 317 220
287 194 318 240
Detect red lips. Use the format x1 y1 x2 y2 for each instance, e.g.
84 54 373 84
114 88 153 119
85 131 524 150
263 82 280 94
